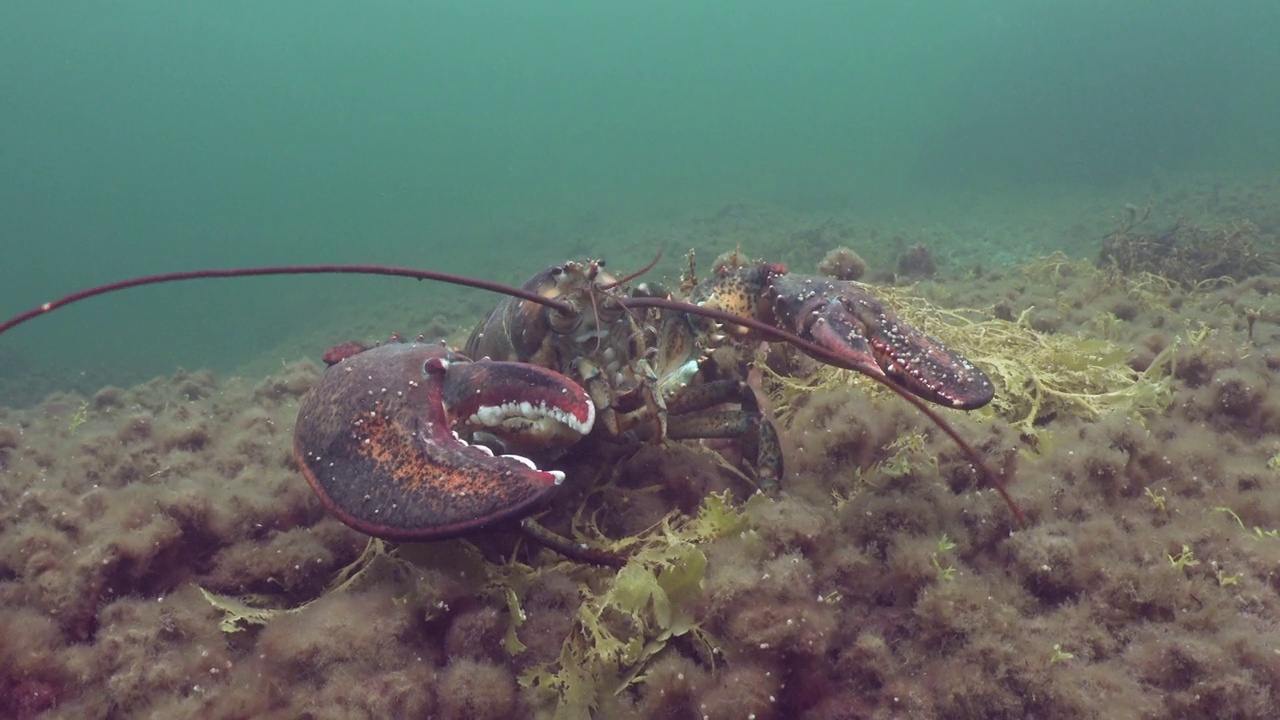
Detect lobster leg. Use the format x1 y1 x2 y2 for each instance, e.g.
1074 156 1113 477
518 518 625 567
666 379 783 492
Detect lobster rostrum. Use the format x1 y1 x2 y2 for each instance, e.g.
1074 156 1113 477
0 256 1022 566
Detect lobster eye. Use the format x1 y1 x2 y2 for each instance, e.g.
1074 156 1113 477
422 357 449 376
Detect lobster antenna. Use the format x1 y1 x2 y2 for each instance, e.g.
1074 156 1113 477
0 264 574 337
874 382 1026 527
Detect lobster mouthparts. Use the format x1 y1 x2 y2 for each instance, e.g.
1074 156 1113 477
294 342 594 541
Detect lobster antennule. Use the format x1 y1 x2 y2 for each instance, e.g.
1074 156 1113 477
601 249 664 290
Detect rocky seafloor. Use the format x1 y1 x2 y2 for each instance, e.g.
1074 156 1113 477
3 177 1280 719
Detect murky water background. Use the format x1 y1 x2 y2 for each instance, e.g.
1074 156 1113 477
3 2 1277 399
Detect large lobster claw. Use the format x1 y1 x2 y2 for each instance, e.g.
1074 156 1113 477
294 342 595 541
697 265 994 410
768 272 994 410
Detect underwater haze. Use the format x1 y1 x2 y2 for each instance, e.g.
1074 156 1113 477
1 0 1278 401
11 4 1280 718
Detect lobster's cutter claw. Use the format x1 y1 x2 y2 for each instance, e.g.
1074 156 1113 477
769 273 995 410
695 265 994 411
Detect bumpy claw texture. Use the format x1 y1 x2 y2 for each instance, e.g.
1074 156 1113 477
294 343 594 540
694 265 995 410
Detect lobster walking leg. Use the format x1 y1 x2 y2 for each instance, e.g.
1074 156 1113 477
665 379 783 492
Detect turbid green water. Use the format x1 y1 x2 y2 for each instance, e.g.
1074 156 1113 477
2 1 1278 403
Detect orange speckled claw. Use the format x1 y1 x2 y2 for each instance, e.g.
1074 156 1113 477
293 342 589 541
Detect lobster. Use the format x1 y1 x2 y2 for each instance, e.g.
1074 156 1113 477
0 255 1022 565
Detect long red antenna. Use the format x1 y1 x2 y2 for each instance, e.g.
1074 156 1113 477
0 265 573 336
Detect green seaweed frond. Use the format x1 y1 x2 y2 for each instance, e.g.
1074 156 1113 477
763 365 852 427
1166 544 1200 571
197 536 491 635
1213 505 1280 541
197 587 296 633
1019 252 1096 284
197 537 396 633
833 431 937 500
326 537 391 593
1090 311 1124 342
930 533 958 581
1050 643 1075 664
1143 486 1168 513
877 432 932 479
501 585 530 655
520 491 749 719
1216 505 1246 528
922 305 1176 436
1267 452 1280 473
68 401 89 435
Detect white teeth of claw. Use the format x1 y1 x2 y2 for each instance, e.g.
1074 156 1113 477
502 453 538 470
470 399 593 435
444 428 544 470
